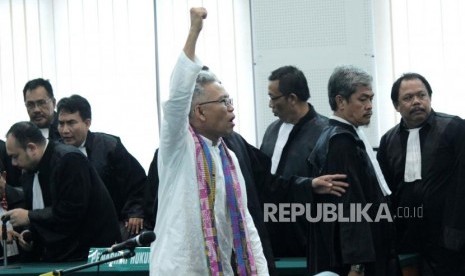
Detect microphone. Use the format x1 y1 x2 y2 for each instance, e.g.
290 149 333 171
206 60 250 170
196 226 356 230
1 215 9 223
101 231 155 255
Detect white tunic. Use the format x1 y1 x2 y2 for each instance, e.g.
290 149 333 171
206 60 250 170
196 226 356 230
150 53 268 275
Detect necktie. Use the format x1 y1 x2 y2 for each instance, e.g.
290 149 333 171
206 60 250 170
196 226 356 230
32 172 45 209
355 127 392 196
404 127 422 182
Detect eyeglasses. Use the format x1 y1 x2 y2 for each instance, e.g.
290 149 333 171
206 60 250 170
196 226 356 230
25 98 52 110
269 94 285 101
198 98 233 107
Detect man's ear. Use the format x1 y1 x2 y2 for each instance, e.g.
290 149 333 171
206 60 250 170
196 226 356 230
26 142 38 155
84 118 92 129
194 105 206 121
335 95 345 109
288 93 298 104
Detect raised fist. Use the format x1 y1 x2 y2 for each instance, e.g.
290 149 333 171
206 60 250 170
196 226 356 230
190 7 207 31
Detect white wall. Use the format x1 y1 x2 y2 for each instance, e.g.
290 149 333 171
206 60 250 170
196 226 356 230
390 0 465 119
251 0 383 146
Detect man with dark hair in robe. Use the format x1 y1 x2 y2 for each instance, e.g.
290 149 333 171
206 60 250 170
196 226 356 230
378 72 465 275
260 65 330 258
23 78 60 141
57 94 151 239
4 121 121 262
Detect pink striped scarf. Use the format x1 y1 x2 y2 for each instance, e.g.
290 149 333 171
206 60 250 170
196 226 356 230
189 127 257 275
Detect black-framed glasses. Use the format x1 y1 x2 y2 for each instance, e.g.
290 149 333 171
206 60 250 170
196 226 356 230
198 98 233 107
25 98 52 110
269 94 285 101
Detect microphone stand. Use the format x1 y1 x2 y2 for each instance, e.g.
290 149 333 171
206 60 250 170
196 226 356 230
0 220 19 269
45 250 135 276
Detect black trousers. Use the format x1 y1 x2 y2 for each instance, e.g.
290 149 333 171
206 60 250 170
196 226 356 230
420 242 465 276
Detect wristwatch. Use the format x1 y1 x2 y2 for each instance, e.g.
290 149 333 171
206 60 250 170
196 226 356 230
350 264 365 273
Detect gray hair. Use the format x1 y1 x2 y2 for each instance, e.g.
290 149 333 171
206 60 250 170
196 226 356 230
328 65 372 111
189 68 220 118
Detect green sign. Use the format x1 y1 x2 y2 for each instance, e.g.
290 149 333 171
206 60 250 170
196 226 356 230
87 247 150 268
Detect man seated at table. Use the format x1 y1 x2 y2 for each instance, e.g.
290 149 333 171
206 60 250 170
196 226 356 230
3 121 121 262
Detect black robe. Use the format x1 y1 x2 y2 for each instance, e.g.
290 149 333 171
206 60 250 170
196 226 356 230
1 139 23 188
21 142 121 262
308 120 397 275
378 111 465 275
223 132 277 275
83 132 150 230
47 112 61 141
260 104 328 257
0 140 25 261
